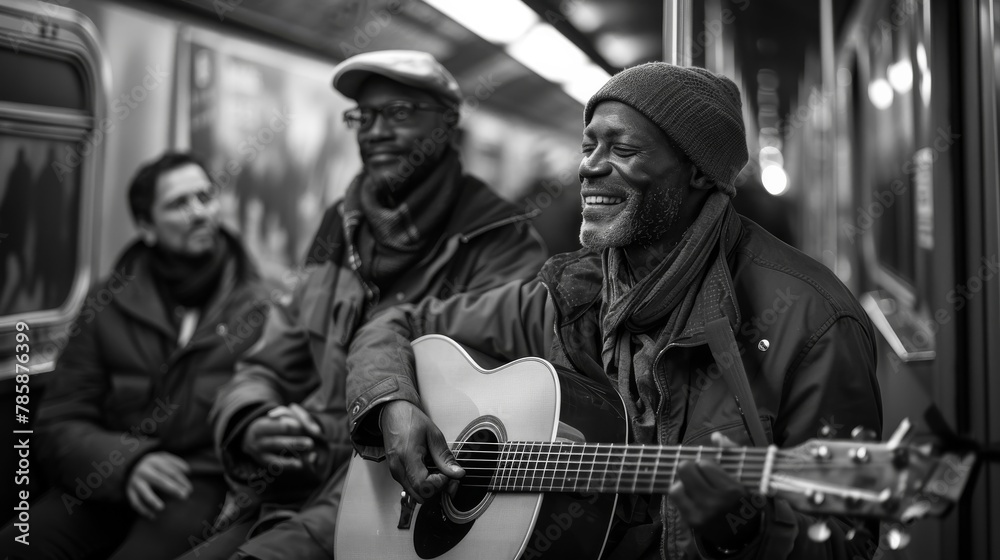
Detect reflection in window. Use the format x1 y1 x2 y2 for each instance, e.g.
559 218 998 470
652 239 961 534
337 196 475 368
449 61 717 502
0 135 80 315
866 0 928 287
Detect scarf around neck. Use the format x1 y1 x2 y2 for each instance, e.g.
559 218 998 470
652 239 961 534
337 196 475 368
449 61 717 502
600 192 736 443
342 149 464 290
148 230 230 310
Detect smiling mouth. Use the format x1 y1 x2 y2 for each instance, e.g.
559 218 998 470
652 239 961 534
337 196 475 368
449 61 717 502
584 195 625 205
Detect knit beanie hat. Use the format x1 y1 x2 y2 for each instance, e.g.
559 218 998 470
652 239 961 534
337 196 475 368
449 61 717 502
584 63 748 196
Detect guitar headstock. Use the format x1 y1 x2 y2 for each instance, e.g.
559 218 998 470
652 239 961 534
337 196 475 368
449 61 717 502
770 419 977 526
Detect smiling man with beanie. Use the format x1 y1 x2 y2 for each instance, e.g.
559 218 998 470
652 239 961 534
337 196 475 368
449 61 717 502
345 62 883 560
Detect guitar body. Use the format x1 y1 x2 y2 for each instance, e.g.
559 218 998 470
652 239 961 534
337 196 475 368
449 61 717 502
335 335 628 560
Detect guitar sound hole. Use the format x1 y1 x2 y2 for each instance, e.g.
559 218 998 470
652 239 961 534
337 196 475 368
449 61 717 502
413 427 500 558
451 428 500 513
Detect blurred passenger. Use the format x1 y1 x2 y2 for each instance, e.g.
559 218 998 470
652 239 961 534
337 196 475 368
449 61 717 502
187 50 546 560
0 152 269 560
344 63 882 560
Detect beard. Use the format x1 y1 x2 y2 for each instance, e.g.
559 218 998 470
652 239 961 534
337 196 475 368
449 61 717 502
580 183 684 250
366 150 446 205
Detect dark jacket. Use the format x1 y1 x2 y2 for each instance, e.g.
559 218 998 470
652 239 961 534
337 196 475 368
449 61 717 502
211 177 547 496
37 231 269 503
345 216 883 560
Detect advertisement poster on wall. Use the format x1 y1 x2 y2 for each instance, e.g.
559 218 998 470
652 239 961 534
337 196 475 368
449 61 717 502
178 28 362 285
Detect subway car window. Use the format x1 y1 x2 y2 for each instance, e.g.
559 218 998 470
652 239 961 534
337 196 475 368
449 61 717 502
866 0 920 288
0 135 81 316
0 2 103 375
0 47 87 109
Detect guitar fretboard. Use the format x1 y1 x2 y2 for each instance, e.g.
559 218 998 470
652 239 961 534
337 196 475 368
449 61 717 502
455 442 774 495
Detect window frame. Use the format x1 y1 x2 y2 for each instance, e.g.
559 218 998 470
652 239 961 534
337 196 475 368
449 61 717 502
0 0 109 377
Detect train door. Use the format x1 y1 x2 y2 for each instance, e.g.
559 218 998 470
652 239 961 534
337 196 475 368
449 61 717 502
0 0 107 517
959 1 1000 558
843 0 996 558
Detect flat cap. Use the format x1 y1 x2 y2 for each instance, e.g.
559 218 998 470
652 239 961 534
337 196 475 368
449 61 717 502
331 50 462 107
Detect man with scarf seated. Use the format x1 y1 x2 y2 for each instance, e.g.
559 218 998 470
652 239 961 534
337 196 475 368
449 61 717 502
0 153 270 560
344 63 884 560
187 50 547 560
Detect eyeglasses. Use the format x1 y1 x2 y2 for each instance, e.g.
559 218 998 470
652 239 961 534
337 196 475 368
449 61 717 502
343 101 452 131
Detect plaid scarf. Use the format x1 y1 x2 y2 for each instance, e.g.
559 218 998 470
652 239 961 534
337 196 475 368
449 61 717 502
342 149 463 291
600 192 735 443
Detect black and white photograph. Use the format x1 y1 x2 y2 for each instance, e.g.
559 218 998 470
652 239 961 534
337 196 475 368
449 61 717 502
0 1 997 559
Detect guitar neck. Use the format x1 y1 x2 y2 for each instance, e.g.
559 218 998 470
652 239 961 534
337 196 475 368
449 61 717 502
458 442 774 495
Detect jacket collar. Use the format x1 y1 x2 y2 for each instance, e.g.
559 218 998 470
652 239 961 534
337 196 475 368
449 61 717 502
307 173 540 269
111 229 256 339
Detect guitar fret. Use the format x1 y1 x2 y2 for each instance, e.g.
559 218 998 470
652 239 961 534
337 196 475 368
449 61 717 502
509 442 520 491
631 446 643 494
561 443 571 492
584 445 600 490
671 446 681 485
544 441 555 492
615 446 626 493
494 443 506 490
737 447 746 483
520 442 531 491
651 446 662 493
531 442 545 490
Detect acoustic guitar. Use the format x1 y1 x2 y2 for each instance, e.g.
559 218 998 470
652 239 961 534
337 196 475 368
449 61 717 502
335 335 976 560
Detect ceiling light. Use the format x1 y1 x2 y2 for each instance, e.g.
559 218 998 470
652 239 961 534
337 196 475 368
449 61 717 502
759 146 784 168
563 63 611 105
594 33 652 68
761 165 789 195
424 0 539 45
507 23 588 84
566 2 603 33
868 78 894 110
887 60 913 94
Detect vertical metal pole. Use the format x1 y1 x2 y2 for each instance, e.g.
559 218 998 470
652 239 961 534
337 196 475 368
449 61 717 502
819 0 836 268
664 0 691 65
703 0 724 73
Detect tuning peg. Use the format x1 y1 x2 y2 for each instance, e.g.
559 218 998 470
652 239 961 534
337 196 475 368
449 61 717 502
849 446 871 463
808 520 831 542
850 426 878 441
807 490 826 506
846 522 866 540
810 445 831 461
885 526 911 550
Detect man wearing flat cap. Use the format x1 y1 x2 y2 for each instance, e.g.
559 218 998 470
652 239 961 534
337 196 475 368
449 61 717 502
345 63 882 559
184 50 546 560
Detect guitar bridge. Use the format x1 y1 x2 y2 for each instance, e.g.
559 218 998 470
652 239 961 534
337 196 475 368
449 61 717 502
398 492 417 530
